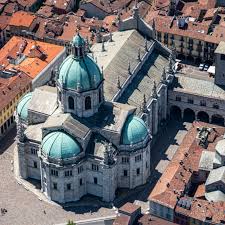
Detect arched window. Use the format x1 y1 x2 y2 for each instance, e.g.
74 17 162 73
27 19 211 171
85 96 91 110
99 88 102 103
68 96 74 110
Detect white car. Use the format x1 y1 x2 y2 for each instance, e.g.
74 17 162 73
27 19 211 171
199 64 204 71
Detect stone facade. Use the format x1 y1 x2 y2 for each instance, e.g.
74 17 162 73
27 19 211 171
16 33 152 204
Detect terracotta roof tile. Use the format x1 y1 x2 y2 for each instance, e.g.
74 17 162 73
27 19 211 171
113 215 130 225
149 122 225 223
119 202 140 214
0 36 64 79
9 11 36 28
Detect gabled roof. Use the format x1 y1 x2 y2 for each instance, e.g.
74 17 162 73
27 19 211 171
9 11 36 28
91 29 168 112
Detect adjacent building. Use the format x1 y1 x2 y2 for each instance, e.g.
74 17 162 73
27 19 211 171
0 71 31 138
0 36 66 88
149 122 225 224
80 0 133 19
169 41 225 126
146 1 225 63
0 35 65 139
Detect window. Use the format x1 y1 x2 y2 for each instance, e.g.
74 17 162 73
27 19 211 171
92 164 99 171
78 166 83 174
188 98 193 104
123 170 128 176
213 104 219 109
67 183 71 190
99 88 102 103
65 170 72 177
68 96 74 110
85 96 91 110
135 154 142 162
31 148 37 155
200 100 206 106
33 161 37 168
136 168 140 176
176 96 181 101
189 39 193 45
53 183 57 190
221 54 225 60
122 157 129 164
94 177 98 184
80 178 83 186
51 169 58 177
157 32 161 41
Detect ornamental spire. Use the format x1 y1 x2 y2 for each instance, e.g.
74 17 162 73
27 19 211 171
145 38 148 51
128 61 131 75
141 94 148 113
117 76 121 89
161 67 167 84
151 81 158 99
102 39 105 52
109 32 113 42
137 48 141 61
171 45 176 61
167 54 174 74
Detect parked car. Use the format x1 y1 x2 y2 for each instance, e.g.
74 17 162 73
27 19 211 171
199 63 204 70
204 64 209 71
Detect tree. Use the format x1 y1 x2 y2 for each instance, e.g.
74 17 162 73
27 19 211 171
67 220 76 225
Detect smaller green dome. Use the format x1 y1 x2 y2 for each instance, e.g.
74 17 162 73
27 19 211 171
41 131 81 160
122 115 148 145
72 33 85 47
17 92 32 120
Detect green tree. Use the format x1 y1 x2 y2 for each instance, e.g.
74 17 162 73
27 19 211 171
67 220 76 225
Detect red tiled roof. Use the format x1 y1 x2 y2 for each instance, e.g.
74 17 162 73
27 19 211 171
0 72 31 112
119 202 140 214
138 214 177 225
17 0 38 8
9 11 36 28
113 215 130 225
0 36 64 79
0 15 10 31
149 122 225 223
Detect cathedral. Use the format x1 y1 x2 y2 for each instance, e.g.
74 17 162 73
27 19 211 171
16 33 152 203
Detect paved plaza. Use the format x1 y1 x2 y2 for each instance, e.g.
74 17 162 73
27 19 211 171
0 121 191 225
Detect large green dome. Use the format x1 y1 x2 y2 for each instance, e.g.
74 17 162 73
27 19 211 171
41 131 81 159
121 115 148 145
58 54 103 91
17 92 32 120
